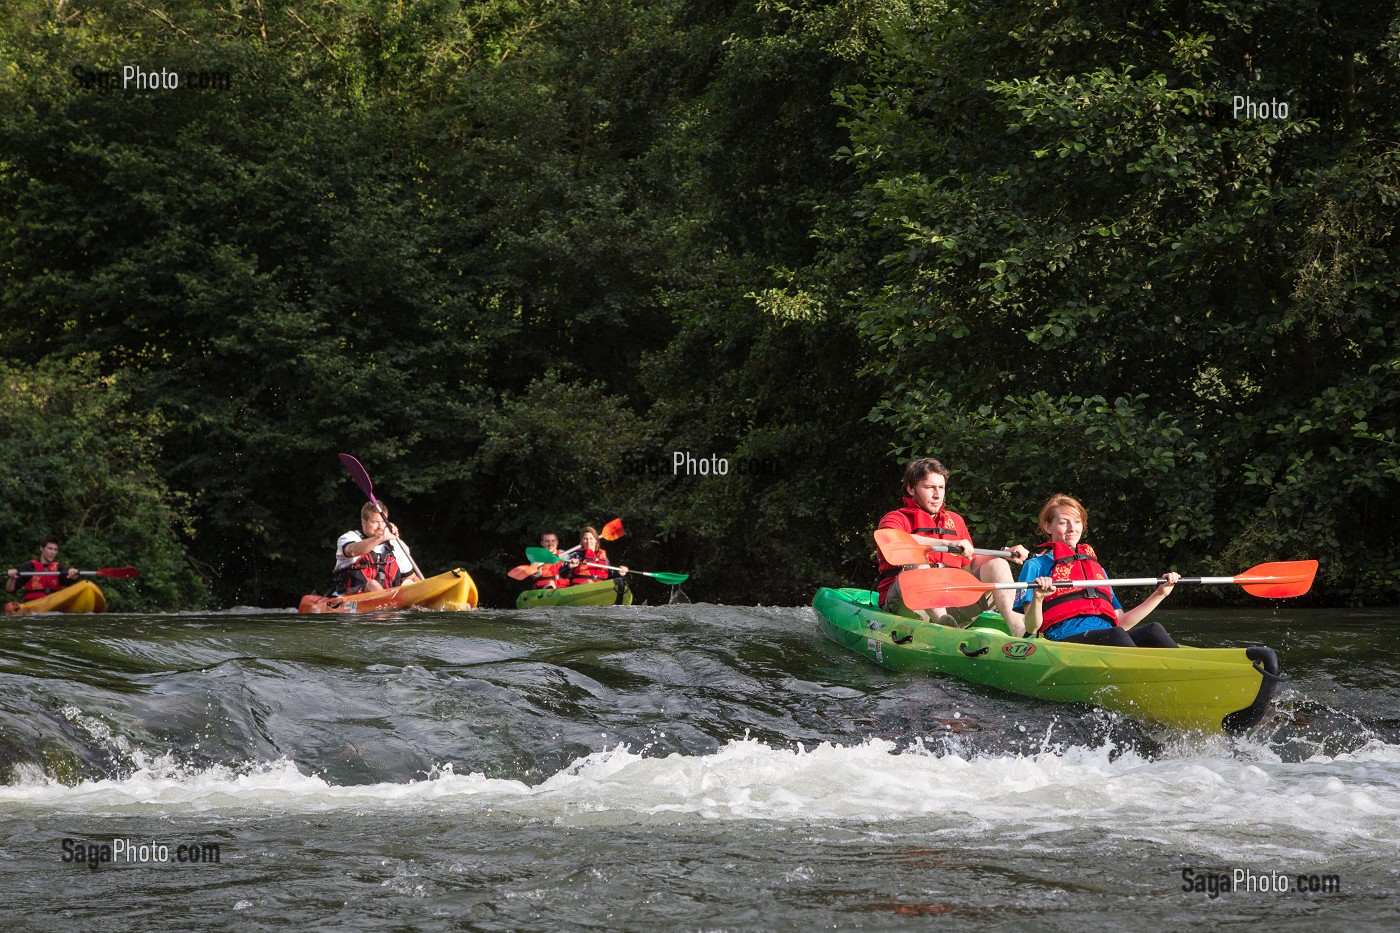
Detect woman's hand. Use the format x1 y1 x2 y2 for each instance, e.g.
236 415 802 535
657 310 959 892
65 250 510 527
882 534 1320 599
1032 576 1055 600
1157 571 1180 597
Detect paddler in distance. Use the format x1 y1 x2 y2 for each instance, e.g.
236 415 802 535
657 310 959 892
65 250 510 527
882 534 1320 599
5 535 80 603
1017 494 1179 647
565 526 627 584
333 501 423 595
876 457 1030 634
531 531 573 589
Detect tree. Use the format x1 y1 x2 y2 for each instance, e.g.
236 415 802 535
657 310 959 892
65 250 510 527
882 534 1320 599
837 0 1400 597
0 359 205 610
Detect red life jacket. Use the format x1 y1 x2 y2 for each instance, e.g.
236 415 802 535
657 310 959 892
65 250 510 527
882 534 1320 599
1036 541 1118 633
875 498 971 603
532 560 571 589
569 547 610 583
350 549 401 590
21 560 62 600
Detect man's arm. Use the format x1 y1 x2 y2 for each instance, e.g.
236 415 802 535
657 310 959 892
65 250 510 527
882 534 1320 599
343 531 393 558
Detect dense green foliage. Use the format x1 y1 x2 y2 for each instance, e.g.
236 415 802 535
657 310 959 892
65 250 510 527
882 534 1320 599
1 1 1396 607
837 0 1400 600
0 359 204 609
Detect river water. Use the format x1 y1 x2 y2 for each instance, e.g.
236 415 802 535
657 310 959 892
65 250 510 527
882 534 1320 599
2 601 1396 930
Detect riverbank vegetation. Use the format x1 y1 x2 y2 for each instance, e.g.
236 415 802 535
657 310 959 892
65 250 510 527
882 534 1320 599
2 1 1396 606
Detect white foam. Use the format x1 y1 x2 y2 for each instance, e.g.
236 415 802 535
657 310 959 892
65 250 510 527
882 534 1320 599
4 738 1399 860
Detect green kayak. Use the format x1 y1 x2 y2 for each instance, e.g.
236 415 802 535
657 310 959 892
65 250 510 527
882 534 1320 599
515 578 633 610
813 587 1281 733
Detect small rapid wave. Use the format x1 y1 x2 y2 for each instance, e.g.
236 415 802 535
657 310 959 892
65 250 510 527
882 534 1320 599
4 736 1399 864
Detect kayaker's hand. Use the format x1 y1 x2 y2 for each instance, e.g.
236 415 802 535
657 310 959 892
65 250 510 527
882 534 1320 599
1032 576 1055 600
617 566 629 575
66 567 79 580
944 538 974 559
385 522 400 540
1157 571 1180 597
5 568 15 580
1006 544 1030 564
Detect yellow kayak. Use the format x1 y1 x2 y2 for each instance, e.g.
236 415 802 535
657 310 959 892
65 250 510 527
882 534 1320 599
5 580 107 615
298 568 478 614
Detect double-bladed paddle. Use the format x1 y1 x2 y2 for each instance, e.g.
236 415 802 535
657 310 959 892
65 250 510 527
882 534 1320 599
16 567 140 578
874 528 1016 564
584 561 689 586
338 453 421 578
897 561 1319 610
519 550 689 585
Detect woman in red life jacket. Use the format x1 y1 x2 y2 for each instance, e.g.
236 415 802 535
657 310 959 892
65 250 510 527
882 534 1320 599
333 501 424 595
5 535 79 601
532 531 572 589
565 526 628 584
876 457 1030 633
1016 494 1179 647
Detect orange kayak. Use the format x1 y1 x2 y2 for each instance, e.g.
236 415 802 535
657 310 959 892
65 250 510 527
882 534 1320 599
5 580 107 615
297 568 478 614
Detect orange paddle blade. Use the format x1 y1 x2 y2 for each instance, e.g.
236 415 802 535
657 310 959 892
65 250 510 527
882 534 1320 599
874 528 931 566
897 567 991 609
1236 560 1317 598
601 518 625 541
507 563 544 581
95 566 141 578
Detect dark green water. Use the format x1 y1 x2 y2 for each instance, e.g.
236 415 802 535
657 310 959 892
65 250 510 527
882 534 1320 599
2 603 1396 930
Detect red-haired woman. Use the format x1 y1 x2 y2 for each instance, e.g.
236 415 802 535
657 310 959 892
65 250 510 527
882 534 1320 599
1016 494 1179 648
565 526 628 584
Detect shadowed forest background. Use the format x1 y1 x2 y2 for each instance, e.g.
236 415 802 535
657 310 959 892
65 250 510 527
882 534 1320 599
2 0 1397 609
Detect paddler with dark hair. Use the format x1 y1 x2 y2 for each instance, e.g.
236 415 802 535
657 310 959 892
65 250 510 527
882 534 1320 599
333 501 424 595
5 535 80 602
876 457 1030 633
531 531 573 590
1017 493 1179 647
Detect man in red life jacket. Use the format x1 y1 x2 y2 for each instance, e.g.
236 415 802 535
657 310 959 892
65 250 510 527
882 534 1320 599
532 532 573 589
5 535 80 602
333 501 424 595
876 457 1030 634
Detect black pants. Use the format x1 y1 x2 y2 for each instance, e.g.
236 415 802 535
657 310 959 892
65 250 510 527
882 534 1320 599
1061 621 1177 648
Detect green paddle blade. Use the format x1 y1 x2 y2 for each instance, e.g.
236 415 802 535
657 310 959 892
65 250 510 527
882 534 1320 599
525 547 565 564
646 571 689 585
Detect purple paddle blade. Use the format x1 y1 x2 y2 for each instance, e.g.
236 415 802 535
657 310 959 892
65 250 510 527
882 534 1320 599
338 453 379 507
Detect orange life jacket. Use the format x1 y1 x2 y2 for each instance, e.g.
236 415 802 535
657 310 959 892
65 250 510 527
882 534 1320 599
569 547 611 583
532 560 571 589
